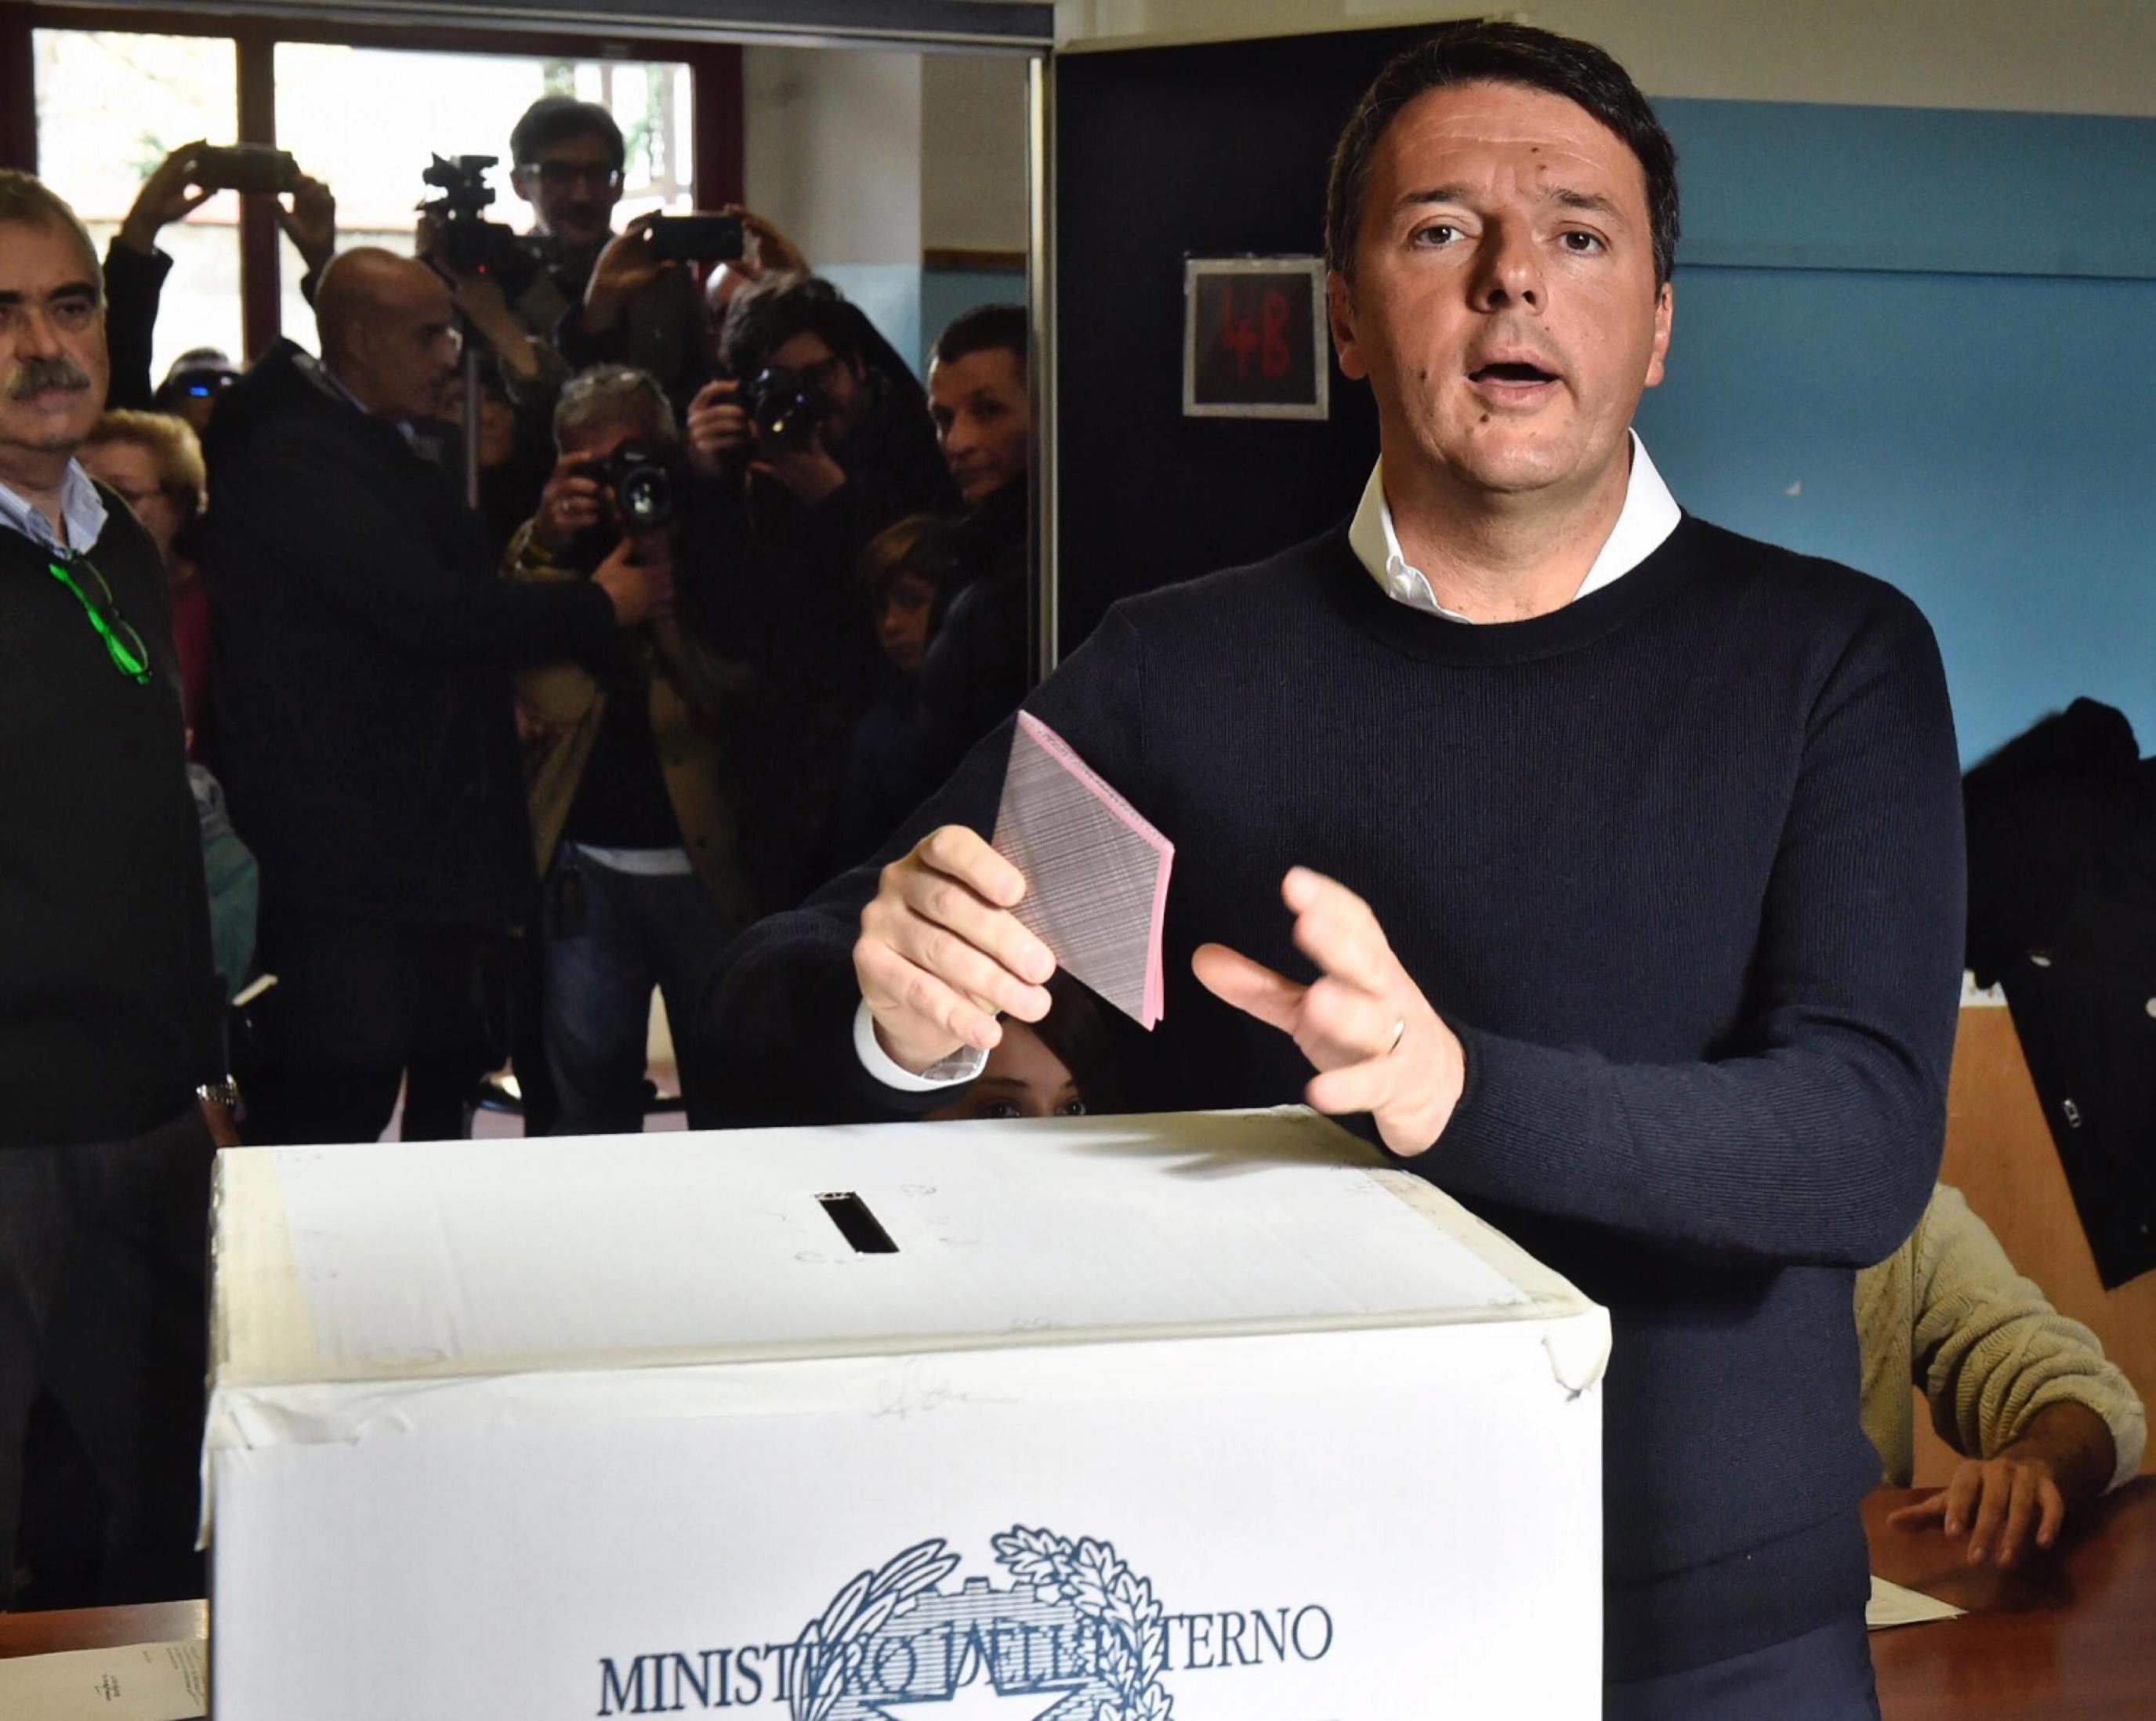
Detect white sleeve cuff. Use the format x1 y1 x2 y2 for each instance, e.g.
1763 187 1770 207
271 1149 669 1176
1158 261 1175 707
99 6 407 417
853 1000 987 1092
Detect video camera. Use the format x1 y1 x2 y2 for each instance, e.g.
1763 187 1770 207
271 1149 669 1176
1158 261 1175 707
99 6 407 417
419 154 538 299
746 364 833 450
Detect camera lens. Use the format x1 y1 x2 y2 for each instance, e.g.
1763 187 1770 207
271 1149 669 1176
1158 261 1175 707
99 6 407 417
617 464 671 529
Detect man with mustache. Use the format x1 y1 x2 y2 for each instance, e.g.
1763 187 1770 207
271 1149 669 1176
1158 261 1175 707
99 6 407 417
0 170 230 1604
705 23 1963 1716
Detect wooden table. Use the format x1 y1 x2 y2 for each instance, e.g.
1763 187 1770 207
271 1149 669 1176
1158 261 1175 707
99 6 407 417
0 1596 204 1658
1 1488 2149 1713
1868 1476 2156 1719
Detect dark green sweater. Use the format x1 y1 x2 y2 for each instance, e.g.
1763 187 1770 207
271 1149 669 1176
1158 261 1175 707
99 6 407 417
2 487 220 1146
701 513 1967 1680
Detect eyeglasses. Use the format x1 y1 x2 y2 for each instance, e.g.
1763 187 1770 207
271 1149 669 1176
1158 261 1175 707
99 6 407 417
527 161 623 193
46 554 153 685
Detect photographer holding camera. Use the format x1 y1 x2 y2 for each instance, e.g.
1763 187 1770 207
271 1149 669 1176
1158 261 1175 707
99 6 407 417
420 99 712 425
687 273 955 914
205 249 676 1149
104 142 336 415
508 366 749 1135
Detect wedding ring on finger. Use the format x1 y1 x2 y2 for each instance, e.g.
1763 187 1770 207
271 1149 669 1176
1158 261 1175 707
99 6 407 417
1383 1018 1407 1056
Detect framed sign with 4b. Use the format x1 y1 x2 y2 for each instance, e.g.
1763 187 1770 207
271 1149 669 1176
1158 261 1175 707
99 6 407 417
1182 255 1330 421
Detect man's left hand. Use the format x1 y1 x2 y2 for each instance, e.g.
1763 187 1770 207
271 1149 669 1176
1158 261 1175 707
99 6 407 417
1193 867 1466 1156
276 174 338 275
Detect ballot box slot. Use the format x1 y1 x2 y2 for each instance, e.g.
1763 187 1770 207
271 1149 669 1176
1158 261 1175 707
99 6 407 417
816 1191 899 1255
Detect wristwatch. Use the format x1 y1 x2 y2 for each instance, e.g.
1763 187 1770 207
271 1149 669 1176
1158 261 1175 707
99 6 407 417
197 1076 243 1110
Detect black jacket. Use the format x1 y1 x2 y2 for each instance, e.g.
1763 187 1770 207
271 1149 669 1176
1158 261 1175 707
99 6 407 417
203 341 617 931
701 364 958 913
919 477 1031 790
102 239 170 413
1964 699 2156 1287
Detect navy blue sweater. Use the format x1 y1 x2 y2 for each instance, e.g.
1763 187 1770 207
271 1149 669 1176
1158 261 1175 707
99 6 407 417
699 513 1966 1679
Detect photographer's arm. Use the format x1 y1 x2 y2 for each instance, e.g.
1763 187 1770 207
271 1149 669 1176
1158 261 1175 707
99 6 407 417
105 143 212 409
237 423 618 666
277 175 338 305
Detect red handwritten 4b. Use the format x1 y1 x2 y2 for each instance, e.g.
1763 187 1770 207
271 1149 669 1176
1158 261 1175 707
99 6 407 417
1216 287 1293 379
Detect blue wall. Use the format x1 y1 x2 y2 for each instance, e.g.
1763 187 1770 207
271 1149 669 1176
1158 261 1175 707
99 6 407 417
1634 100 2156 766
919 265 1027 375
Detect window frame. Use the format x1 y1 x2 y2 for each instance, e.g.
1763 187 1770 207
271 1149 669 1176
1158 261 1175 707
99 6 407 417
9 5 742 357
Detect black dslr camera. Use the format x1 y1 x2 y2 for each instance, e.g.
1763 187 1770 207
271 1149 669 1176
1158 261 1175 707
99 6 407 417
419 154 538 299
746 364 833 449
593 441 676 536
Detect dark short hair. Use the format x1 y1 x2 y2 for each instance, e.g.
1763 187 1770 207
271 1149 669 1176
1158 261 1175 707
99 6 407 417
933 303 1028 375
1324 21 1680 288
511 96 626 174
719 274 867 379
857 512 963 608
0 169 103 303
1031 973 1124 1115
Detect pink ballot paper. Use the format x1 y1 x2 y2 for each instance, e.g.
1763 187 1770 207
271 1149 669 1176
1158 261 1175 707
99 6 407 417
991 711 1175 1028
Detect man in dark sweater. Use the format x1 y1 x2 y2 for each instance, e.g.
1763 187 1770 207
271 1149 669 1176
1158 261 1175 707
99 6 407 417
698 25 1962 1717
0 172 229 1604
207 249 674 1147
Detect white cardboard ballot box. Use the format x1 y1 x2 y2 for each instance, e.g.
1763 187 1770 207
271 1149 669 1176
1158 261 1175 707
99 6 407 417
207 1107 1610 1720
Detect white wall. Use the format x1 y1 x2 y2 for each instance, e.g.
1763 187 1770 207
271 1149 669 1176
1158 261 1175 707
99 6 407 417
743 45 923 266
741 46 1031 368
1053 0 2156 117
921 53 1031 254
743 45 926 363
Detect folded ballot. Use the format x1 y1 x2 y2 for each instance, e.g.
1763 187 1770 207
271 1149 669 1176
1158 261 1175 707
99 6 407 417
991 710 1174 1027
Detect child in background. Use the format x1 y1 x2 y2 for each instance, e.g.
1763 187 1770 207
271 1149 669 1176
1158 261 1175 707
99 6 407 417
832 513 962 867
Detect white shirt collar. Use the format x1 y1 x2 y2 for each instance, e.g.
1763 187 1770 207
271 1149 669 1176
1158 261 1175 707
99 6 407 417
0 462 111 556
1347 430 1681 621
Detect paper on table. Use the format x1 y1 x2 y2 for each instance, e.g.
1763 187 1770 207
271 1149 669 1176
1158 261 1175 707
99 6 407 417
1864 1574 1966 1631
0 1638 207 1719
991 710 1174 1028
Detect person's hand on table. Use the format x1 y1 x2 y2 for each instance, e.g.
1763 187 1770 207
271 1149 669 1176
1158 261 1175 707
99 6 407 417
118 142 215 256
855 826 1056 1074
1194 867 1466 1156
1887 1400 2118 1568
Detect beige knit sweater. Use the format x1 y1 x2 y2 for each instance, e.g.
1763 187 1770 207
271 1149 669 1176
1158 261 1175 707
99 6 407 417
1857 1183 2146 1490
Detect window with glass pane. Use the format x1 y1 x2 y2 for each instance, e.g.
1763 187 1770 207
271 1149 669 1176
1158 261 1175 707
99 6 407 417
274 46 695 351
33 31 241 385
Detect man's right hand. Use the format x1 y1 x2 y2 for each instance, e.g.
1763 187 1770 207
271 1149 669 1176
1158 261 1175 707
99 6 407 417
592 532 676 627
532 453 603 553
685 379 750 476
118 142 214 256
855 826 1057 1073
